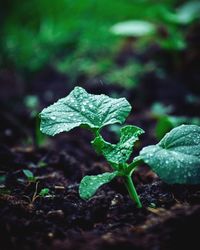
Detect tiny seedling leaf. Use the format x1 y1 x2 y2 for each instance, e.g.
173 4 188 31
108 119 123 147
140 125 200 184
40 87 131 136
39 188 50 197
92 125 144 165
79 171 118 200
23 169 35 181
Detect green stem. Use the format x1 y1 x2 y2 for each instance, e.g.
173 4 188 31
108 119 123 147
124 174 142 208
92 128 100 138
127 156 143 175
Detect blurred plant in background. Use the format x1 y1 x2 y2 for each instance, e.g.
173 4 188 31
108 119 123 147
2 1 199 79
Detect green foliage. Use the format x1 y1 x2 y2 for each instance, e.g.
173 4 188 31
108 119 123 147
155 116 174 140
92 125 144 166
24 95 39 116
24 96 46 147
151 102 173 116
110 2 200 52
23 169 37 182
40 87 200 208
39 188 50 197
152 102 200 140
140 125 200 184
155 115 200 140
1 0 184 72
79 172 118 200
104 62 144 89
151 103 200 140
162 1 200 24
40 86 131 136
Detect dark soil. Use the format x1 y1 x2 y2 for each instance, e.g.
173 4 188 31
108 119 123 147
0 124 200 250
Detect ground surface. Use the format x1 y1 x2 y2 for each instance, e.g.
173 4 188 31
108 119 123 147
0 115 200 250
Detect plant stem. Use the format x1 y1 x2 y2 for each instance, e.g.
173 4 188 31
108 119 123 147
124 175 142 208
127 156 143 175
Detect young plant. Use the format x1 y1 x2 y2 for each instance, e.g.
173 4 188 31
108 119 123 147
24 95 46 147
23 169 37 183
39 188 50 197
40 87 200 208
24 182 50 205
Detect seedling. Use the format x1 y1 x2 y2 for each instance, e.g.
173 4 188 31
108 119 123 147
39 188 50 197
24 182 50 205
40 87 200 208
24 95 46 147
23 169 37 183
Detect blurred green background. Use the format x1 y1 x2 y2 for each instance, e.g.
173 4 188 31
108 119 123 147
1 0 199 74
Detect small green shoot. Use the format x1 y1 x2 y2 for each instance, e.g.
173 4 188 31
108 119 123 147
23 169 37 182
24 182 50 205
39 188 50 197
24 95 46 147
40 87 200 208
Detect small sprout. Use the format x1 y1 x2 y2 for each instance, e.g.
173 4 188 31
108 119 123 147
24 95 46 147
38 161 47 168
24 183 50 205
39 188 50 197
40 87 200 208
23 169 37 182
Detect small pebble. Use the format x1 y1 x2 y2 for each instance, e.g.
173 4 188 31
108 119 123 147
47 210 64 218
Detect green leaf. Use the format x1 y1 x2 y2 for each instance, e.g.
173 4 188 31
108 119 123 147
79 171 118 200
140 125 200 184
39 188 50 197
155 116 175 140
92 125 144 165
40 87 131 136
23 169 35 181
155 115 200 140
